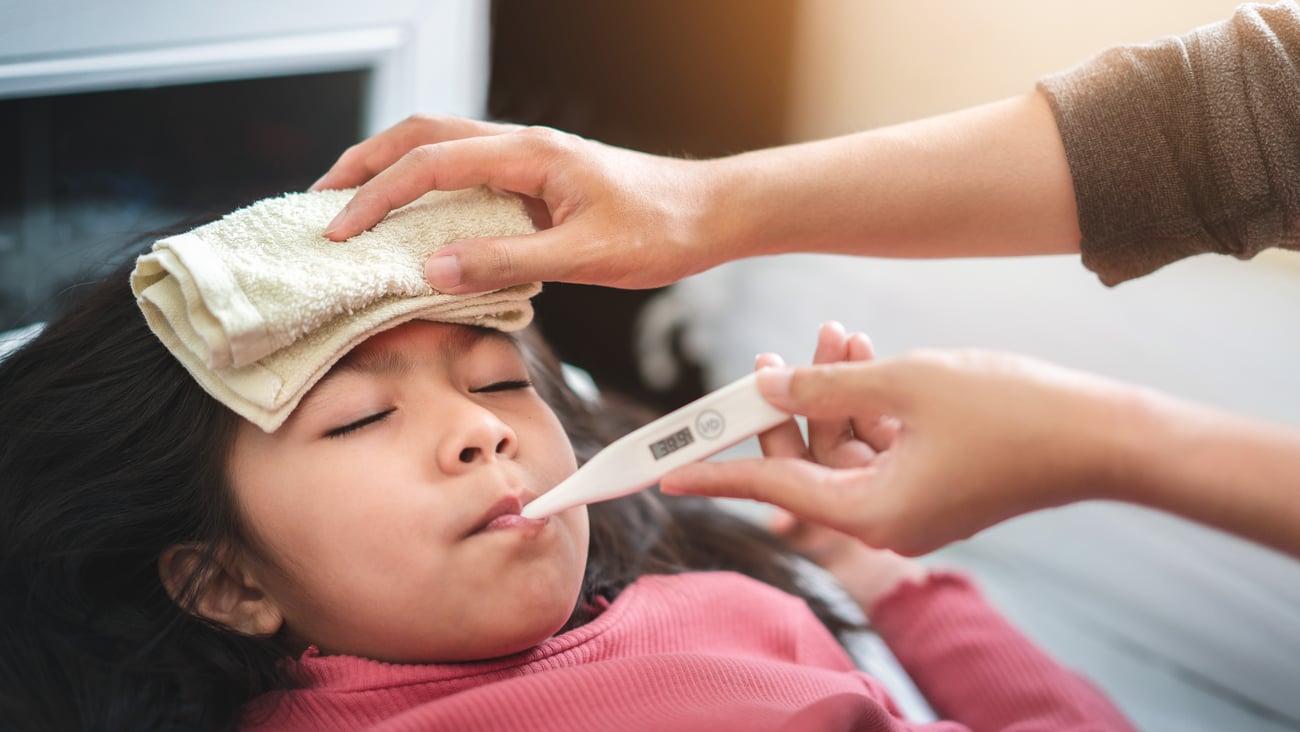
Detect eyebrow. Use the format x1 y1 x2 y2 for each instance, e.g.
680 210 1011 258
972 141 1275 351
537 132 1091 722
288 327 507 428
332 347 413 379
322 325 492 383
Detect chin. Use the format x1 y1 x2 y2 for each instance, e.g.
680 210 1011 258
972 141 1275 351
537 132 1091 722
434 582 580 663
466 615 573 662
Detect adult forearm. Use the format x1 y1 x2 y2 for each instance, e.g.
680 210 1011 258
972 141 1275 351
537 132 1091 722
705 91 1081 263
1116 391 1300 558
1040 1 1300 285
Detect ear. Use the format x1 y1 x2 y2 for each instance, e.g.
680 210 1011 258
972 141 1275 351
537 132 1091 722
159 544 283 637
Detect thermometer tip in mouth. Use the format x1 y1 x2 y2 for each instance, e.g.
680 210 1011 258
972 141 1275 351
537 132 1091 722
520 372 788 519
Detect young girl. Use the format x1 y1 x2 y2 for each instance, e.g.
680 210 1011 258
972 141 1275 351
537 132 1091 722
0 254 1134 731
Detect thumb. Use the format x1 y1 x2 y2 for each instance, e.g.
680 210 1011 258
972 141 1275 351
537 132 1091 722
757 362 906 424
661 457 877 531
424 226 580 294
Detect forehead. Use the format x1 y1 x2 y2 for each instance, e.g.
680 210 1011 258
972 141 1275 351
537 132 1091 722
319 322 523 389
338 321 495 365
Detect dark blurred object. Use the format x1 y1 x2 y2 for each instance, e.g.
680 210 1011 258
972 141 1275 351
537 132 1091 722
489 0 795 156
489 0 797 411
0 71 365 329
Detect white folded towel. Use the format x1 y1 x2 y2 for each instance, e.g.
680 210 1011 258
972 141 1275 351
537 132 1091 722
131 187 539 432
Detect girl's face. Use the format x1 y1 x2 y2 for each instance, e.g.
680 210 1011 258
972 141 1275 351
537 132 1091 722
227 321 588 663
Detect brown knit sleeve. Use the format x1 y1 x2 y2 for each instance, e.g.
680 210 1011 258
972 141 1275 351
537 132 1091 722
1037 1 1300 286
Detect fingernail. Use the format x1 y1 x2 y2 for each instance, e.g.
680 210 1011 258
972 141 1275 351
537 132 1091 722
425 254 462 291
755 367 793 409
323 204 349 238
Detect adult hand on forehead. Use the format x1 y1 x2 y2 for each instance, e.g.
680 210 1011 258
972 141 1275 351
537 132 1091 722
312 95 1084 294
662 347 1131 557
313 114 730 293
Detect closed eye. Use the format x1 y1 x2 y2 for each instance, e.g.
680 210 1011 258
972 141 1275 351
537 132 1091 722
325 409 395 438
469 379 533 394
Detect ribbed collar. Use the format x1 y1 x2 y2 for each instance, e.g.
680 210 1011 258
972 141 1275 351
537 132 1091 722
284 582 636 692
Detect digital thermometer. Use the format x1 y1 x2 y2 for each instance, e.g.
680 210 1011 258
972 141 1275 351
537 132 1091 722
520 372 789 519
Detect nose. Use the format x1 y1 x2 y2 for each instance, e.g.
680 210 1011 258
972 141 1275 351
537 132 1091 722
438 403 518 475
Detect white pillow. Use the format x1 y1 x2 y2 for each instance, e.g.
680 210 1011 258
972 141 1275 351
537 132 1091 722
0 322 43 363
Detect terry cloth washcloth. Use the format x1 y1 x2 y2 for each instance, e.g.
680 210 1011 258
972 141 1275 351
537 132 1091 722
130 187 540 432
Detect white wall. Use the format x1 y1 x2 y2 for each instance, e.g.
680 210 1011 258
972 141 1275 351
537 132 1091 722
0 0 491 133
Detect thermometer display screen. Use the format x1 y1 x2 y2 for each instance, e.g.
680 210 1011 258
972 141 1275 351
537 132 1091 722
648 427 694 460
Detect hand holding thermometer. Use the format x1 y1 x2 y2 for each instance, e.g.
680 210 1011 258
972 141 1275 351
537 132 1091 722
520 372 789 519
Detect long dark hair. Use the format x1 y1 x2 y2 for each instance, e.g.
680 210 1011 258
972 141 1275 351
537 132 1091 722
0 255 858 731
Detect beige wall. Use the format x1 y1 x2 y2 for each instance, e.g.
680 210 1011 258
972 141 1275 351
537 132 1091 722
788 0 1244 139
787 0 1300 271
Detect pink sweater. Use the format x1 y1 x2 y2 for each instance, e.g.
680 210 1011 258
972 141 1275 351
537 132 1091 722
241 571 1134 731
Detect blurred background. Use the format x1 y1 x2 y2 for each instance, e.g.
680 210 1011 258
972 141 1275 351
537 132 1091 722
3 2 1298 730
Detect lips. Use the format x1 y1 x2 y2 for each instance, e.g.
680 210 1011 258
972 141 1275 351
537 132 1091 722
471 495 547 535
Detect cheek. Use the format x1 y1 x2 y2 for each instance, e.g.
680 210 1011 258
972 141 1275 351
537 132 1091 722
521 410 587 578
427 506 590 661
551 506 590 611
523 408 580 478
560 506 590 566
501 507 588 618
